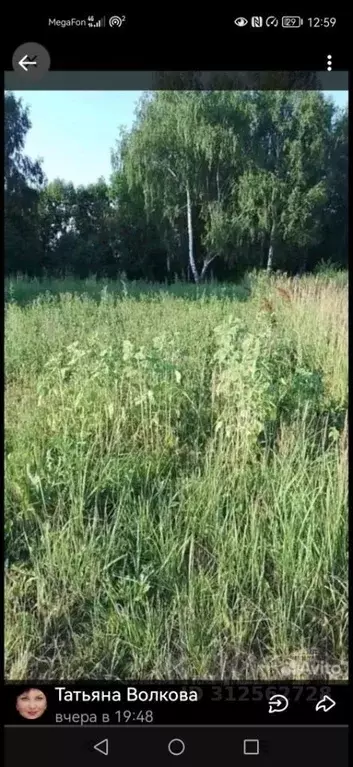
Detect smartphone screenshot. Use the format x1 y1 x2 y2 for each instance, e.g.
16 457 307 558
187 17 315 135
4 10 349 765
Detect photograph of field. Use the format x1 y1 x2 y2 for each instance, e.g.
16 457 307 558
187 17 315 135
5 89 348 680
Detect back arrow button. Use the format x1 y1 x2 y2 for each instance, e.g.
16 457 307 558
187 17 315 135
94 738 109 756
12 43 50 80
19 55 37 72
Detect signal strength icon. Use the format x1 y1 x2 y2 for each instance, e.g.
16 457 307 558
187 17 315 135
88 16 106 27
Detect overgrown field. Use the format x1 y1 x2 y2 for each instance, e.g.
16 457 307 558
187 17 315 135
5 272 348 680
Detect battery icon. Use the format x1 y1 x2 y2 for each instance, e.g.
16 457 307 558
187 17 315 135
282 15 303 27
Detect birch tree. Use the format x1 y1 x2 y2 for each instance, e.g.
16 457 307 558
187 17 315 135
235 92 333 272
120 92 248 282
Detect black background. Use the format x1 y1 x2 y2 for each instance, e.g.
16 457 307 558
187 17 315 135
5 724 348 766
4 10 351 71
3 8 351 765
5 682 349 725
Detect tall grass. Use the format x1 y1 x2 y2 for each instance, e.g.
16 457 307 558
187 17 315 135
5 272 348 680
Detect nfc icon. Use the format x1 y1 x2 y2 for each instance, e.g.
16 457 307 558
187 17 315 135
251 16 263 27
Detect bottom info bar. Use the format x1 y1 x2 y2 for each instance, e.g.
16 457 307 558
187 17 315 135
5 725 348 766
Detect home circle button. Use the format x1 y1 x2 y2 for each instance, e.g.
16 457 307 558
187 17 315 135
168 738 186 756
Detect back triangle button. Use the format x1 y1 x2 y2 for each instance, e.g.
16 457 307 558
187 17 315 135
94 738 109 756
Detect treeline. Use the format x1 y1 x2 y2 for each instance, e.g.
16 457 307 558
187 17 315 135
5 90 348 281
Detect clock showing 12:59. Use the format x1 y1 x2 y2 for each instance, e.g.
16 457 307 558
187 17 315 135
308 17 337 27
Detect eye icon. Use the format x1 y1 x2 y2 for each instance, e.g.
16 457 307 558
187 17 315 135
234 17 248 26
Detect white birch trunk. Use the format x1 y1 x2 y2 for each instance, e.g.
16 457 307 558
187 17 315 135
186 181 199 283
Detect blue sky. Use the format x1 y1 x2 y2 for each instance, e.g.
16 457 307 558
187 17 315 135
15 90 348 187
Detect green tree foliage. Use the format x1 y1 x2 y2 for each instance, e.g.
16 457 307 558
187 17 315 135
5 92 45 274
321 108 348 267
5 91 348 280
115 92 253 281
234 92 334 272
37 178 121 277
